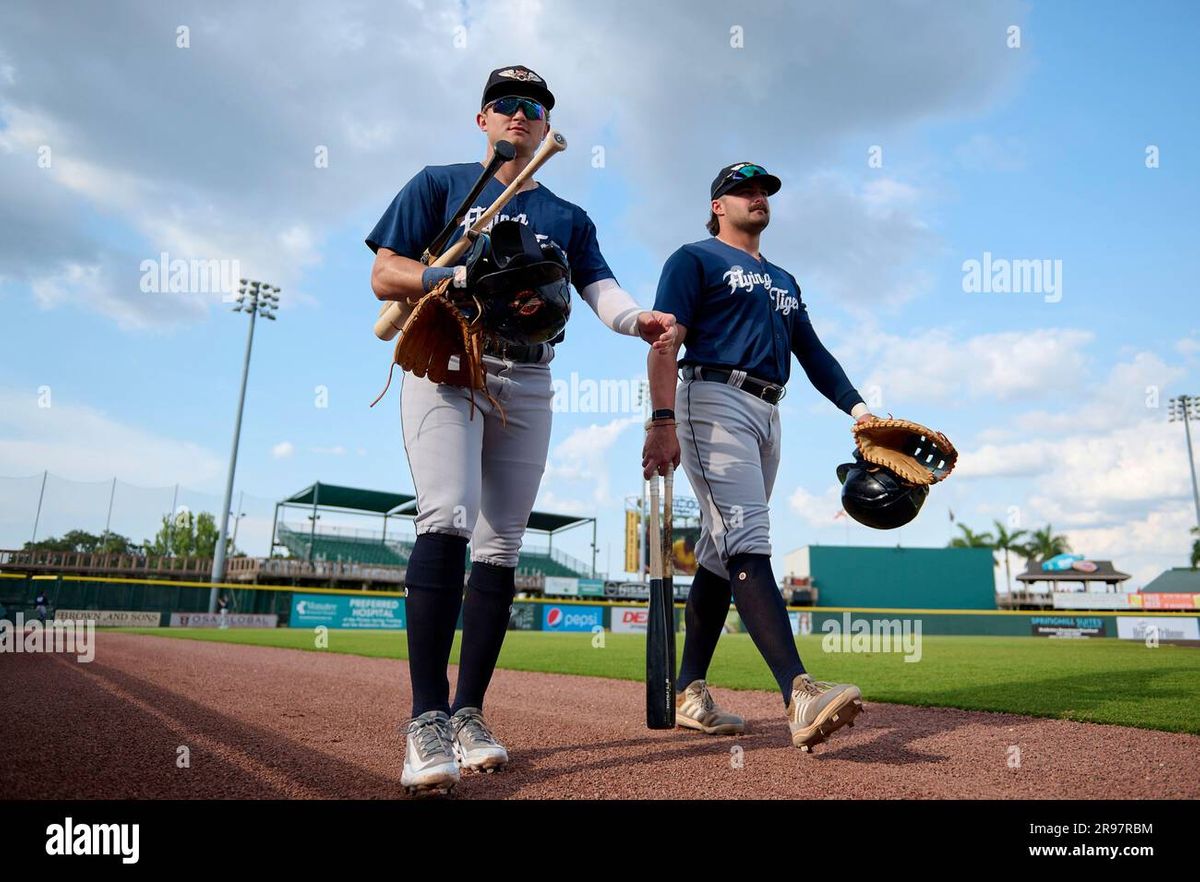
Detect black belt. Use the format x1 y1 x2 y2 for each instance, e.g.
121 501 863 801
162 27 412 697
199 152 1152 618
682 364 785 404
483 339 548 363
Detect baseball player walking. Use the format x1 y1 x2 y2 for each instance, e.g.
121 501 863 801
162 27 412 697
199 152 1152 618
367 65 676 794
642 162 873 752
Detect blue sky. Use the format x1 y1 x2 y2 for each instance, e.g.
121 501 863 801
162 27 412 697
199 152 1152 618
1 1 1197 589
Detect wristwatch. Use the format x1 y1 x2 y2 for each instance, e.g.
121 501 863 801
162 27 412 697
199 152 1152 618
651 408 675 421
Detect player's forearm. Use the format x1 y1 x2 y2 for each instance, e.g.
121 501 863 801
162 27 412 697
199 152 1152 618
580 278 643 335
793 321 865 416
647 342 679 412
371 253 429 303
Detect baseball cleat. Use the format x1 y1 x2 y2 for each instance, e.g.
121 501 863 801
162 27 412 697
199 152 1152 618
450 707 509 772
675 679 746 735
401 710 460 796
787 674 864 753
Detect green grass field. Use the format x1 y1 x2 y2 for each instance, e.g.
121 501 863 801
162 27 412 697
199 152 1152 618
115 627 1200 734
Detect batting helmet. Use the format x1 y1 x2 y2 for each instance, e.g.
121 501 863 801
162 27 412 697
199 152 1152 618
463 220 571 345
836 451 929 530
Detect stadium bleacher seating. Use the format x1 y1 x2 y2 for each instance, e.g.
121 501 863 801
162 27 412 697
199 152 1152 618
277 526 590 579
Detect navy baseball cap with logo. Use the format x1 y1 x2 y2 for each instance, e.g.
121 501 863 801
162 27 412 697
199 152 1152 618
710 162 782 200
481 65 555 111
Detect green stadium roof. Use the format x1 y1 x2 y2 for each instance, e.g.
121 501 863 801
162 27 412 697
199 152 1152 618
281 482 590 533
1142 568 1200 593
283 483 415 514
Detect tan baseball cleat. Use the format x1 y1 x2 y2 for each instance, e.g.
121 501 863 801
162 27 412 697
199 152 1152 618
675 679 746 735
786 674 864 753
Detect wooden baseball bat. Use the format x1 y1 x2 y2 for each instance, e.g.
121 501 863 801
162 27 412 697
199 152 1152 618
373 130 569 341
646 468 676 729
422 140 515 263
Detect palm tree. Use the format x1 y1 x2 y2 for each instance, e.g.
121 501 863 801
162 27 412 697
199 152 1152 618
1191 526 1200 570
991 520 1029 594
948 524 995 548
1020 524 1072 565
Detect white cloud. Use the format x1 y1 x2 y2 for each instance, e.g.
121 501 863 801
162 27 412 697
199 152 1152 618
1175 335 1200 358
0 0 1029 329
0 386 223 484
960 418 1187 515
1061 508 1197 589
543 415 640 507
772 172 939 310
788 482 846 527
271 441 295 459
843 326 1094 410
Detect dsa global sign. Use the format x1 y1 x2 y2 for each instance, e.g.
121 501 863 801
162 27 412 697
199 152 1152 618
542 605 603 632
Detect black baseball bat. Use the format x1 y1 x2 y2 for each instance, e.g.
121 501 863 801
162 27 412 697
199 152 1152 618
421 139 516 263
646 468 676 728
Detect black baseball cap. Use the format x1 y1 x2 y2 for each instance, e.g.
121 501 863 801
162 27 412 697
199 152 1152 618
710 162 782 200
481 65 555 111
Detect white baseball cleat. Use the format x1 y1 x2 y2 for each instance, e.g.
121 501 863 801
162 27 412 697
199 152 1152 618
450 707 509 773
675 679 746 735
787 674 864 753
401 710 460 796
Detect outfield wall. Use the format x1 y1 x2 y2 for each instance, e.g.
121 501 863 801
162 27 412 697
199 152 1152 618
1 574 1195 639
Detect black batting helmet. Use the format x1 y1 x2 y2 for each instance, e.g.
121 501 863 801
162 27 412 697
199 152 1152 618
836 451 929 530
463 220 571 346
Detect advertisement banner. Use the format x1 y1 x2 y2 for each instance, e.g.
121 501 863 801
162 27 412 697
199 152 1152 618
1116 616 1200 641
607 581 649 600
1051 592 1132 610
578 578 606 598
169 613 278 629
55 609 162 627
642 522 702 576
543 576 579 597
612 605 649 634
625 510 640 573
289 593 405 629
508 602 539 631
542 604 603 632
1029 615 1107 638
1137 593 1200 611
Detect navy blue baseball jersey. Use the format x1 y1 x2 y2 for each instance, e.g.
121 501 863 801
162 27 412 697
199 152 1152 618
654 237 863 414
367 162 615 292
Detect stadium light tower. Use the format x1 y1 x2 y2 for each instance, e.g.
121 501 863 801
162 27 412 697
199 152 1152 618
209 280 280 613
1167 394 1200 531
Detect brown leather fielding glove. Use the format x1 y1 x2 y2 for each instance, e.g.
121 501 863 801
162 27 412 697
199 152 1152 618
851 416 957 486
370 279 493 416
394 281 486 389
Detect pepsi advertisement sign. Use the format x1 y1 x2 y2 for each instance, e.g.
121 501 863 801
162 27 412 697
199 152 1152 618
542 604 604 632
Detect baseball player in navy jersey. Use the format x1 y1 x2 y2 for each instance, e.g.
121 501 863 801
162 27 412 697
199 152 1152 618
642 162 874 752
367 65 676 794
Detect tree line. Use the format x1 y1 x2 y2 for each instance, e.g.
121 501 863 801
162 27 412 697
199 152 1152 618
21 511 241 559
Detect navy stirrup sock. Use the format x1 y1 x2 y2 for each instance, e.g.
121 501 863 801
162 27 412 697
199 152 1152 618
677 565 732 690
727 552 805 704
404 532 468 717
452 561 516 714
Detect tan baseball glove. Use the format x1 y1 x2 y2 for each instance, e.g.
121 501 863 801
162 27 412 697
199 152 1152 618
369 279 494 417
851 416 957 486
